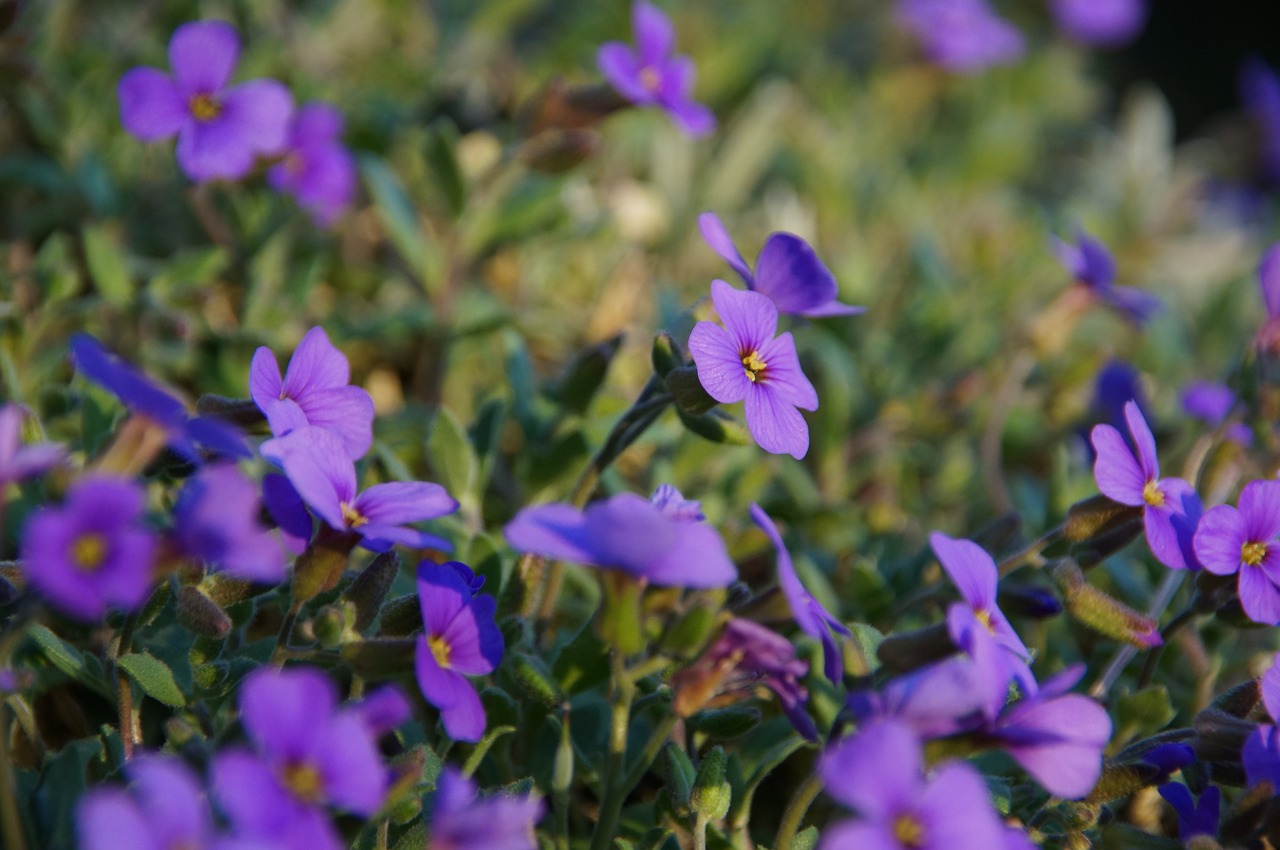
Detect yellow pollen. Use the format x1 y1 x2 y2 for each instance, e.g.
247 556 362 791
892 813 926 848
639 66 661 92
1243 541 1268 567
1142 480 1164 507
975 608 996 634
340 502 368 528
189 93 222 122
280 761 324 804
71 533 108 572
742 350 767 382
429 634 452 669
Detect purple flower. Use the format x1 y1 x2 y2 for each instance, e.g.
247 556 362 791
848 655 990 740
263 473 314 555
1051 0 1147 47
353 685 412 736
819 720 1006 850
249 326 375 461
649 483 705 521
1091 401 1202 570
504 486 736 588
687 280 819 459
894 0 1024 74
697 213 864 318
1052 231 1162 326
1158 784 1219 841
428 767 543 850
71 333 248 463
1193 480 1280 625
118 20 293 182
78 755 216 850
20 476 155 621
415 561 503 742
1182 381 1235 425
597 1 715 137
172 464 286 583
752 504 849 684
1241 59 1280 185
268 104 357 228
1257 243 1280 352
0 404 64 484
263 427 457 553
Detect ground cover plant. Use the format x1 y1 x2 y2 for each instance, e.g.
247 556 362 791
4 0 1280 848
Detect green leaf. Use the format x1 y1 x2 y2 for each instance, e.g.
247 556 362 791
390 821 427 850
360 156 429 281
428 406 478 502
118 652 186 707
82 224 133 305
792 827 820 850
26 624 110 697
424 119 466 216
461 724 516 777
1114 686 1175 745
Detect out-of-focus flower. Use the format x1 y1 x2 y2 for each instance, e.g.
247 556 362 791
1182 381 1251 446
1244 654 1280 790
0 404 64 485
21 476 155 621
697 213 863 318
649 483 705 521
1091 401 1202 570
78 756 215 850
505 486 736 588
263 427 457 553
597 1 715 136
1194 480 1280 625
268 103 357 227
752 505 848 684
1241 59 1280 185
353 685 411 736
172 464 286 582
1052 231 1162 326
1158 784 1220 842
117 20 293 182
1256 243 1280 352
250 326 375 461
688 280 819 459
894 0 1024 74
428 768 543 850
1050 0 1147 47
414 561 502 743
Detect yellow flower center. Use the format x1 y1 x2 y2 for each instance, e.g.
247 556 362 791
892 813 926 848
1243 541 1268 567
639 66 661 93
71 533 108 573
1142 480 1164 507
975 608 996 634
742 350 767 382
189 93 222 122
429 634 452 669
340 502 368 528
280 761 325 804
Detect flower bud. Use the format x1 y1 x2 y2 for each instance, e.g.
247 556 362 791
659 604 723 660
553 712 574 795
292 529 358 603
676 408 752 446
996 583 1062 619
665 366 718 414
313 605 348 649
686 706 761 740
1064 494 1143 542
176 585 231 638
1070 516 1145 569
1084 763 1147 804
510 653 564 708
193 394 267 428
378 593 422 637
522 78 629 136
690 746 731 821
547 334 622 415
875 622 955 674
1210 677 1261 718
652 332 685 378
1052 559 1161 648
341 639 418 680
663 743 696 817
1192 708 1255 762
387 793 422 826
204 575 258 607
342 551 400 632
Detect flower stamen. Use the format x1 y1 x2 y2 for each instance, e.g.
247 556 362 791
1142 480 1164 507
281 761 324 804
892 813 926 848
341 502 369 528
429 634 452 669
1243 541 1268 567
638 66 661 93
71 533 108 573
189 93 222 122
742 350 767 382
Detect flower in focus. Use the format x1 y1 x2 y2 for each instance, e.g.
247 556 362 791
1052 231 1161 326
1050 0 1147 47
78 755 215 850
118 20 293 181
21 476 155 621
597 1 715 137
263 472 314 555
688 280 819 459
752 504 849 684
0 404 64 485
894 0 1024 74
1158 783 1220 842
1091 400 1202 570
250 326 376 460
415 561 503 742
268 103 358 227
171 464 286 582
428 767 543 850
1194 480 1280 625
504 486 736 588
697 213 864 318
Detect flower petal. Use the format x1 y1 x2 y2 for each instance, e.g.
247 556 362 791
239 667 338 760
688 321 752 404
504 503 599 565
633 1 675 66
354 482 458 526
281 327 350 400
757 332 818 410
1241 479 1280 543
819 720 921 816
117 68 186 141
753 233 838 315
417 560 470 635
218 79 293 156
77 790 159 850
1262 243 1280 320
1090 423 1144 505
1124 400 1160 480
315 712 386 815
169 20 239 96
930 532 997 610
248 346 284 412
1241 557 1280 625
744 383 809 459
1194 504 1246 575
597 43 651 105
709 278 776 352
697 212 753 285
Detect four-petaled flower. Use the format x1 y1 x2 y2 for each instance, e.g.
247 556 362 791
688 280 819 459
118 20 293 182
428 768 544 850
597 1 715 137
894 0 1025 74
1052 230 1162 326
1193 479 1280 624
268 103 358 228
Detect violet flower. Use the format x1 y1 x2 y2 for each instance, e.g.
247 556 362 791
1256 243 1280 352
268 103 357 228
1194 480 1280 625
262 426 457 553
1050 0 1147 47
1091 400 1202 570
262 472 314 555
597 1 715 137
171 464 286 583
249 326 376 461
894 0 1025 74
819 720 1006 850
1182 381 1251 446
1241 59 1280 185
504 486 736 588
649 482 705 521
118 20 293 182
1052 231 1162 326
752 504 849 684
428 767 544 850
1245 653 1280 789
0 404 64 484
1157 784 1219 842
697 213 864 318
20 476 155 621
687 280 819 459
77 755 215 850
415 561 503 743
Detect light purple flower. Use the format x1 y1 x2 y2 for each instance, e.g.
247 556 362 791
1256 243 1280 352
78 755 216 850
1193 480 1280 625
262 472 313 555
415 561 503 743
0 404 64 484
262 426 457 553
688 280 819 459
20 476 155 621
1091 401 1202 570
649 483 705 521
428 767 543 850
752 504 849 684
1051 0 1146 47
118 20 293 182
1182 381 1234 425
250 326 375 461
172 464 286 583
894 0 1025 74
1053 231 1162 326
504 487 736 588
698 213 864 318
268 104 357 227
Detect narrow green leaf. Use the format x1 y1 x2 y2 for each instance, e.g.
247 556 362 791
27 624 110 697
424 120 466 216
360 156 428 277
82 224 133 305
118 652 186 707
428 406 478 501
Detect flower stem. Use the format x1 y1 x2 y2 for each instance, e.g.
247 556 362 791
111 614 139 759
271 600 303 666
0 625 29 850
588 652 637 850
1091 570 1186 698
773 773 823 850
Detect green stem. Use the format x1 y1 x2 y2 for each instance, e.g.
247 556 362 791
694 813 710 850
588 653 637 850
996 523 1065 578
270 600 303 666
112 615 139 758
1136 606 1199 690
774 773 823 850
620 714 678 794
0 624 28 850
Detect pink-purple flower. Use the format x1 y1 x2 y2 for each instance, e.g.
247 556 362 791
77 755 216 850
1193 479 1280 625
1050 0 1147 47
1243 653 1280 790
171 464 286 583
1052 230 1162 326
0 404 64 484
118 20 293 182
428 767 543 850
894 0 1025 74
268 103 358 227
688 280 819 459
597 1 715 137
1256 243 1280 352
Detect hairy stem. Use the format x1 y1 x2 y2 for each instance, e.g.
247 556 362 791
774 773 823 850
112 615 139 758
588 653 637 850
